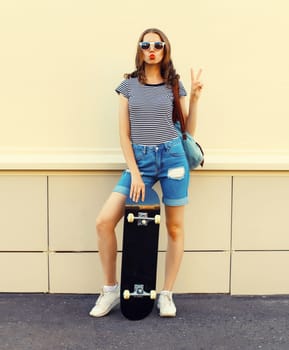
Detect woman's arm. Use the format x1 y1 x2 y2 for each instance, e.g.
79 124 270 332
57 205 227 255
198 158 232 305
118 94 145 202
181 68 203 136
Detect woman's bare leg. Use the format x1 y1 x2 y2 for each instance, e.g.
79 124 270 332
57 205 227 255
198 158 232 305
96 192 126 286
162 205 185 291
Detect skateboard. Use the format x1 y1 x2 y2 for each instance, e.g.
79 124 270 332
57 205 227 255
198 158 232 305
120 186 161 321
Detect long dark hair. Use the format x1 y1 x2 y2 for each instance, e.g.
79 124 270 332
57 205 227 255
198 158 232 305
124 28 180 88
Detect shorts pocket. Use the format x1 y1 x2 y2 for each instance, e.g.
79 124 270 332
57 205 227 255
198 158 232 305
167 142 184 157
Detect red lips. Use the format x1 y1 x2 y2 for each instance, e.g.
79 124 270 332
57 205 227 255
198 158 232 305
149 54 155 59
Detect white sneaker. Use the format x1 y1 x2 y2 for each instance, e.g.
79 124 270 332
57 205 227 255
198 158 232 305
157 291 176 317
89 285 120 317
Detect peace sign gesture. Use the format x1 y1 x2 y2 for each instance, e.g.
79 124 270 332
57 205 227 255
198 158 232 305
190 68 203 102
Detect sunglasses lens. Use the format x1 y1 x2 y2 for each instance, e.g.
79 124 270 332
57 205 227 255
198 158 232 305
140 42 150 50
154 42 164 50
140 41 165 50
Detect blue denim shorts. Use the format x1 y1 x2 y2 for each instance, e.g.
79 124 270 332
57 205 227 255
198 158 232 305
113 137 190 206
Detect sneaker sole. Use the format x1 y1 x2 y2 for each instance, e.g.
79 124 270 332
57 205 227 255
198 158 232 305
157 302 176 317
159 312 176 317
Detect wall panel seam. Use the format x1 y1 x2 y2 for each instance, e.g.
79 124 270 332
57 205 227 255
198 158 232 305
229 176 234 294
47 176 51 292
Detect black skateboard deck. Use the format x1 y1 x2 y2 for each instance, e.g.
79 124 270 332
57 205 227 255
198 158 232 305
120 186 160 320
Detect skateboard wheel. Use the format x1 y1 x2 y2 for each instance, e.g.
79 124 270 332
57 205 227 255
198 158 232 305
127 213 134 223
154 215 161 224
150 290 157 299
123 290 130 300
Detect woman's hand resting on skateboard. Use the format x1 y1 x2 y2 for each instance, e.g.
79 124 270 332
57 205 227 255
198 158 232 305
130 171 145 202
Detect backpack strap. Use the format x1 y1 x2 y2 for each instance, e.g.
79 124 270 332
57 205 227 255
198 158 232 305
172 82 187 140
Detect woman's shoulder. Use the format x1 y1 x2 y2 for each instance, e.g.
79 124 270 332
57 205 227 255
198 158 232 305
118 76 138 87
125 76 139 84
116 77 139 97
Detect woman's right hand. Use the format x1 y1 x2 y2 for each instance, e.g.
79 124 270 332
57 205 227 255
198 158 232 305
130 172 145 202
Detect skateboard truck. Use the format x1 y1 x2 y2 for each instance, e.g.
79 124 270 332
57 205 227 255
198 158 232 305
123 284 157 300
127 212 161 226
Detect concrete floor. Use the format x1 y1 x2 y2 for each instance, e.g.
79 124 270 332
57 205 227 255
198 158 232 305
1 293 289 350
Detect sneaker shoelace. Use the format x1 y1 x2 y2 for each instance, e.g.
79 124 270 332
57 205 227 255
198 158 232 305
162 293 174 306
96 292 105 305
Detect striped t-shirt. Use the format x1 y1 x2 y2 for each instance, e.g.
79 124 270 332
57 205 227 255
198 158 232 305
115 77 187 145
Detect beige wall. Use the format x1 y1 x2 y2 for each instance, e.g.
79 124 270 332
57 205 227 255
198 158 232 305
1 0 289 156
1 2 289 294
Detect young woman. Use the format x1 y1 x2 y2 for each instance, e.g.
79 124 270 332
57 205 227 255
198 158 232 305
90 28 203 318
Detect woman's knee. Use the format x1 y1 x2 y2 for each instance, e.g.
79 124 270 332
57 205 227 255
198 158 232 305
96 214 115 236
96 192 126 237
166 222 184 242
95 215 106 235
165 205 185 241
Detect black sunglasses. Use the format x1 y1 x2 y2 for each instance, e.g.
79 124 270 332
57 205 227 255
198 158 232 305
139 41 165 50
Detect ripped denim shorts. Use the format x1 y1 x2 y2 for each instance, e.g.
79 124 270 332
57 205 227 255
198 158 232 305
113 137 190 206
